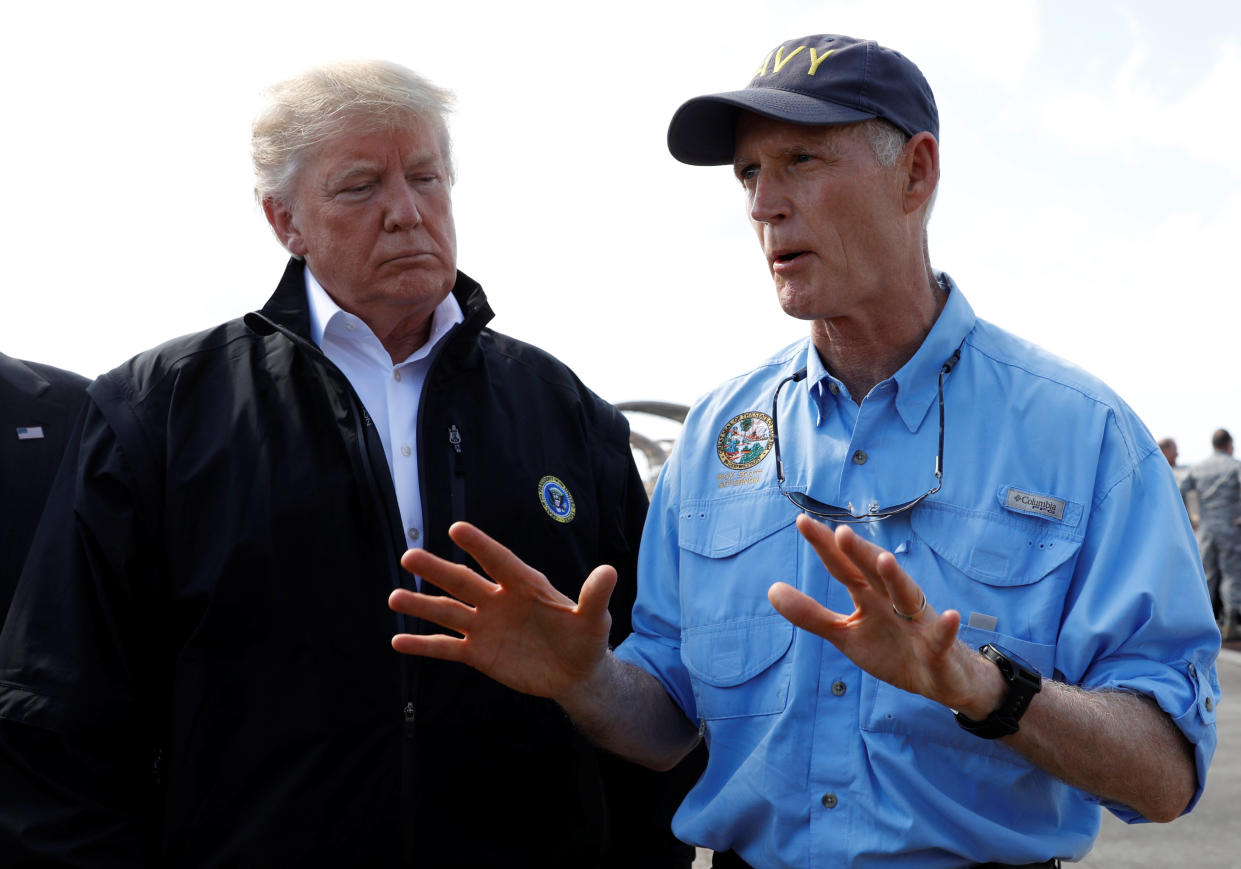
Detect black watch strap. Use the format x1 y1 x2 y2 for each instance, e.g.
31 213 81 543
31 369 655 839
955 643 1042 739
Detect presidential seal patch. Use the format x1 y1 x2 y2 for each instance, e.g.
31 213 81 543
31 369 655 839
538 475 576 523
716 412 775 470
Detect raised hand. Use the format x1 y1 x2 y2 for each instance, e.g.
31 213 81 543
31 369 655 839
389 522 616 703
769 514 995 714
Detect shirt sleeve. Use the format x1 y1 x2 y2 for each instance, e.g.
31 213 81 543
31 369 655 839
615 442 700 723
592 402 699 869
1056 438 1220 820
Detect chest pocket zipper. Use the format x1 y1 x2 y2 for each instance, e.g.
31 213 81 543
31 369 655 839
448 425 467 555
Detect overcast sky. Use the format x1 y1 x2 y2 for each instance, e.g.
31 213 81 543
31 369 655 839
4 0 1237 463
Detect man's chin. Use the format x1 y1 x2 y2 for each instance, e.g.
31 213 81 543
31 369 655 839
775 287 828 322
383 267 456 297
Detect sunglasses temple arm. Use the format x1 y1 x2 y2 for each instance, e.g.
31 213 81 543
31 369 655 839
771 367 807 487
934 349 961 484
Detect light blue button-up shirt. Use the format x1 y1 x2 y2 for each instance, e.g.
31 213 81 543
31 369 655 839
616 276 1221 867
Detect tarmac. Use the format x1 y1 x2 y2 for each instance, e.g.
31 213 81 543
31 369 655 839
692 642 1241 867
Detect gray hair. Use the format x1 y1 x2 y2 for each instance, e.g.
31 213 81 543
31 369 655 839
252 60 456 205
863 118 907 169
861 118 938 227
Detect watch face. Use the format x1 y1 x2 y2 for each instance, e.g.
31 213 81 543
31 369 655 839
981 643 1041 678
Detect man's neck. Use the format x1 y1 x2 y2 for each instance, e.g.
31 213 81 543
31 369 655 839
810 275 947 402
372 312 435 365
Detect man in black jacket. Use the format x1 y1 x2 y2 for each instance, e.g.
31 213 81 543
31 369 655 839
0 61 694 867
0 352 89 624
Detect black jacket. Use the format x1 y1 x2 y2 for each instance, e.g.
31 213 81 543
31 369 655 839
0 260 696 868
0 352 89 624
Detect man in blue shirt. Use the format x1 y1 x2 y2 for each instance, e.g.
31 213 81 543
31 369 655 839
388 34 1220 867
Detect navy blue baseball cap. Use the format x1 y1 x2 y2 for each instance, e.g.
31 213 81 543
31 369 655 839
668 34 938 166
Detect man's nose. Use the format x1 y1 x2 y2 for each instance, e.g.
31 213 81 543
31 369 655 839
384 183 423 231
748 174 789 224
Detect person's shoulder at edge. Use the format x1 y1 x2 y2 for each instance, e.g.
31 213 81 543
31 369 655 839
965 316 1124 406
0 353 91 392
965 315 1159 456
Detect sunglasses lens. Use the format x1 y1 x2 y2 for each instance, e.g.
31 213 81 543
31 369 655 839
781 489 927 523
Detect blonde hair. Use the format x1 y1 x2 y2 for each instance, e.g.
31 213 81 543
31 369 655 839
252 60 456 204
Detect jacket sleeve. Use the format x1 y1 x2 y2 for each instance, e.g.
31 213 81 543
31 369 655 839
0 391 164 866
592 403 703 869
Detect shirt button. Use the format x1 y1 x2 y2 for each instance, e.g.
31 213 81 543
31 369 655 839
1206 697 1214 712
345 322 356 332
821 792 838 809
400 444 412 457
831 680 847 696
852 450 868 465
393 370 403 382
408 528 420 541
828 382 840 396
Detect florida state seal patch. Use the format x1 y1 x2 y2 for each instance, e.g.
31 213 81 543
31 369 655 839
716 412 775 470
538 475 576 523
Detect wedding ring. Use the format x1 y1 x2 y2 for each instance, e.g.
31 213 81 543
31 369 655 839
892 593 926 621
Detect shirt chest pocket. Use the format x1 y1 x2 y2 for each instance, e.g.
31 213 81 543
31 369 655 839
909 499 1082 590
677 489 798 720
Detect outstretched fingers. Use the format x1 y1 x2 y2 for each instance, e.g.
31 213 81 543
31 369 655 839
389 628 469 661
795 515 890 609
831 523 962 657
388 587 473 630
769 582 846 636
925 608 963 656
388 522 621 701
446 522 574 607
400 545 495 605
577 563 619 622
870 547 928 625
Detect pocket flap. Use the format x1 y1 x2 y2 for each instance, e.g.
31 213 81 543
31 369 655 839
911 501 1081 587
678 488 798 559
682 615 794 688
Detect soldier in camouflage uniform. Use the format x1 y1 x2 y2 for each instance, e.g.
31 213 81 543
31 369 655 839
1180 429 1241 638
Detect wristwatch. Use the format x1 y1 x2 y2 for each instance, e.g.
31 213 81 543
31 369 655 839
954 643 1042 739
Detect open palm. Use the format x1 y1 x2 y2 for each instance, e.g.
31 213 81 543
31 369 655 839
389 522 616 702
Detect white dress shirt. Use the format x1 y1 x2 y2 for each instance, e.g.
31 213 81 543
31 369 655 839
305 266 463 567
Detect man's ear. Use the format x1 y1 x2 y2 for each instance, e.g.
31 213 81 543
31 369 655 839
902 132 939 216
262 195 307 257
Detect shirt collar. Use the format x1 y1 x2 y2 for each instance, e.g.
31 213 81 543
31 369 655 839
802 339 837 426
891 272 975 432
304 265 464 364
800 272 976 431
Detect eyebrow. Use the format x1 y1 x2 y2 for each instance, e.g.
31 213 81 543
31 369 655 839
733 135 851 173
732 144 811 171
326 152 443 187
324 161 382 188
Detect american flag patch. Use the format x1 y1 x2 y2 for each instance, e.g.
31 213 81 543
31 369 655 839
16 426 45 440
